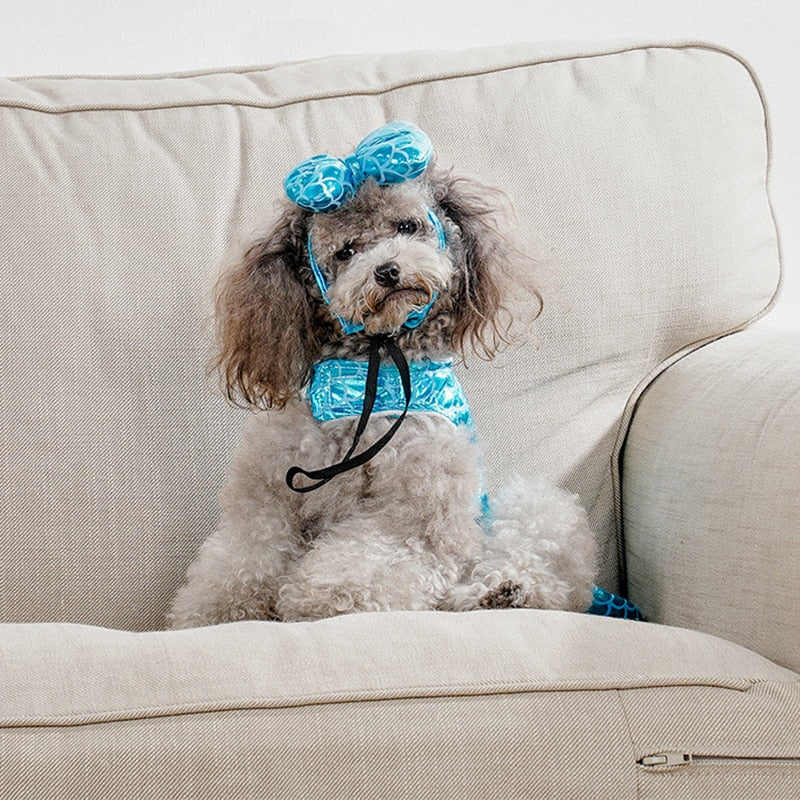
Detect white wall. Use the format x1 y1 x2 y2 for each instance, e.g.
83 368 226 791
2 0 797 322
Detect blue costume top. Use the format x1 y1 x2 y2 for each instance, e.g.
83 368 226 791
308 357 473 428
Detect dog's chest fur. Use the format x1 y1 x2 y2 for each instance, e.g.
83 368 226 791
289 408 483 528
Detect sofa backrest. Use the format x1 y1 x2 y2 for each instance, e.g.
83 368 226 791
0 42 780 630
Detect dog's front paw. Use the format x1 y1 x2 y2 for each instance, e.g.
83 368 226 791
438 576 528 612
478 580 528 609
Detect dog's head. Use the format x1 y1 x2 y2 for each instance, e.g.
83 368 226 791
216 150 535 410
308 178 449 337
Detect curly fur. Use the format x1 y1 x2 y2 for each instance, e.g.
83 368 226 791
168 164 595 628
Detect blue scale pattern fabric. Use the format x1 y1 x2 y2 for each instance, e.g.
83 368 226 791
309 358 473 428
585 586 645 620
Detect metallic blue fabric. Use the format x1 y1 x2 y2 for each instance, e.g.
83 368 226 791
309 357 474 428
284 121 434 212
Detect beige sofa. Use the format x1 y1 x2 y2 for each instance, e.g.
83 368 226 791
1 41 798 798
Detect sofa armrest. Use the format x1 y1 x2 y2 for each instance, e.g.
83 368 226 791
622 324 800 672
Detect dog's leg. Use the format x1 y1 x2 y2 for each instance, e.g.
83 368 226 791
275 509 486 621
439 477 597 613
274 521 448 621
167 516 294 628
168 532 273 628
275 418 488 621
167 412 313 629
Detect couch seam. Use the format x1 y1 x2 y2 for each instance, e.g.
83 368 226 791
0 42 764 117
0 676 761 731
615 688 643 799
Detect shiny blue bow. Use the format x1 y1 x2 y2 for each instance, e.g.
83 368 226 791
284 121 434 212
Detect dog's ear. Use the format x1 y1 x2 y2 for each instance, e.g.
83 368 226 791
214 205 320 409
434 172 536 359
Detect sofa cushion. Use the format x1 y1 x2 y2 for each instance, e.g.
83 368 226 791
0 42 780 629
1 610 798 798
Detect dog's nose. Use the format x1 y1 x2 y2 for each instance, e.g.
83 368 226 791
374 262 401 288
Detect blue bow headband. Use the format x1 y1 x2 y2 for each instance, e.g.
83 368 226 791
284 121 434 213
283 122 446 335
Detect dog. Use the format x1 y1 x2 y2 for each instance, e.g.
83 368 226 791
168 122 598 628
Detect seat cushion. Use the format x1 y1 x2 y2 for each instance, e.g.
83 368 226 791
1 610 798 798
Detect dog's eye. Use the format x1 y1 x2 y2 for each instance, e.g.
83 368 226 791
396 219 418 236
334 244 356 262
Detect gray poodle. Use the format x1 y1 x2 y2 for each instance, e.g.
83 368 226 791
168 122 596 628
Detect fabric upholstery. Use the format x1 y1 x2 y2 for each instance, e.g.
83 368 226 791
1 40 798 798
0 42 780 630
624 325 800 673
1 611 798 798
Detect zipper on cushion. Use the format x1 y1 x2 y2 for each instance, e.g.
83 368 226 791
639 752 692 767
638 752 800 768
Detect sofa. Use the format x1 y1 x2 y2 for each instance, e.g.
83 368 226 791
1 40 798 798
